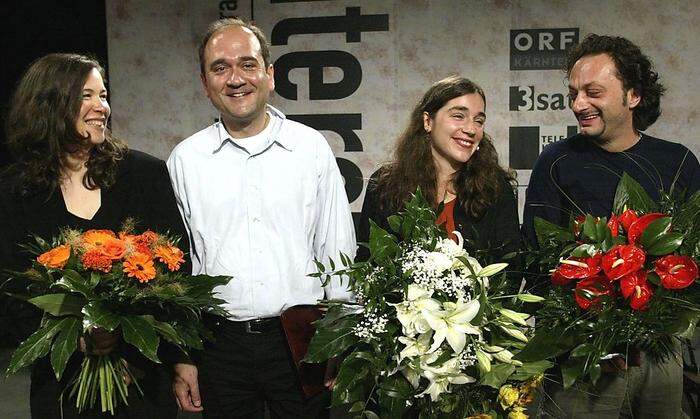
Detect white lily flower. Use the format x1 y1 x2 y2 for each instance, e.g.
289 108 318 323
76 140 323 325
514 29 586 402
423 299 481 353
397 332 432 361
394 285 442 336
418 357 476 401
407 284 433 301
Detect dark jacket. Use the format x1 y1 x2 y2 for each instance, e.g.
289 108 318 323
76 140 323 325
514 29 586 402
356 169 521 265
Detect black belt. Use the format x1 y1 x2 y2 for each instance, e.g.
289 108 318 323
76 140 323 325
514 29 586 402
220 316 282 334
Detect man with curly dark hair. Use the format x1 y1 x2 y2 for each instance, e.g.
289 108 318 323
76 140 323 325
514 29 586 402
523 34 699 418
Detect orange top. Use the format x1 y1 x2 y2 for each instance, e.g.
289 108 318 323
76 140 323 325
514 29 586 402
435 199 458 242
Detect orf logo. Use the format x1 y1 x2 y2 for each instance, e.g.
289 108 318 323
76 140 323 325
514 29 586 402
510 28 578 70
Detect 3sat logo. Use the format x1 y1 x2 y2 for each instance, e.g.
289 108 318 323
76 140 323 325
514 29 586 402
509 86 569 111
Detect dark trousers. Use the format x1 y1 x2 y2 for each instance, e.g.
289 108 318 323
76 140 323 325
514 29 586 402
537 347 685 418
199 317 329 419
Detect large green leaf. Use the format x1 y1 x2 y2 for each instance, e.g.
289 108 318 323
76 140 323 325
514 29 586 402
50 317 81 380
510 360 553 381
27 293 85 317
121 315 160 363
59 270 95 298
561 356 587 388
613 173 657 214
646 233 684 256
533 217 575 246
331 352 372 407
368 221 400 262
6 318 64 375
82 301 120 331
305 317 357 362
514 327 573 362
639 217 672 249
377 374 413 418
315 304 363 328
480 363 516 389
144 316 184 348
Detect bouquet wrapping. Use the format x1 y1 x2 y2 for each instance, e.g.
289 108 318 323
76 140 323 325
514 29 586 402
4 221 229 414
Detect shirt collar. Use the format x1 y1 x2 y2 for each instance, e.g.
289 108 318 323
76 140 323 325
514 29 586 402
214 104 293 152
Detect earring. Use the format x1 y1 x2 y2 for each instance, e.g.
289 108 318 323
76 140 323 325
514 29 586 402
476 146 480 151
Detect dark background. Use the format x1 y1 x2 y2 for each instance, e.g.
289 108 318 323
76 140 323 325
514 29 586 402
0 1 108 169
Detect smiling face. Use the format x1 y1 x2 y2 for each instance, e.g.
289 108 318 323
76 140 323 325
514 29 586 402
201 25 274 136
75 68 110 146
424 93 485 174
568 53 640 147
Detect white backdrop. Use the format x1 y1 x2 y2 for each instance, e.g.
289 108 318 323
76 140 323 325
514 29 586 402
106 0 700 221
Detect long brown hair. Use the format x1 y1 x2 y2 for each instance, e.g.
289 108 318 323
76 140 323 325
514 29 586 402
376 75 515 218
5 53 126 193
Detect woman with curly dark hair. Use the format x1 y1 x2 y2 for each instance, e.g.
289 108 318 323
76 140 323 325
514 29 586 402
0 53 183 418
357 75 520 262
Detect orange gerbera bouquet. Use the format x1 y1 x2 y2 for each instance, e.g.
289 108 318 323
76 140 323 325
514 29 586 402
5 220 229 415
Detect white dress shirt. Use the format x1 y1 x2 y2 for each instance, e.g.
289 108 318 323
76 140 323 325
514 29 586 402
167 105 356 320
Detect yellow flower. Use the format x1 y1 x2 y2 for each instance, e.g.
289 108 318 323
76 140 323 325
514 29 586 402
498 385 520 410
508 407 528 419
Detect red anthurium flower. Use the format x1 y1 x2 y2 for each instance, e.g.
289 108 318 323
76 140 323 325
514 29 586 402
553 254 602 282
575 276 615 310
655 255 699 290
601 245 646 280
620 270 653 310
618 209 638 232
627 213 665 244
607 214 620 237
551 270 572 286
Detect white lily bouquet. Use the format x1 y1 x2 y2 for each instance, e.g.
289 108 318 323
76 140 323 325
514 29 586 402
307 191 550 419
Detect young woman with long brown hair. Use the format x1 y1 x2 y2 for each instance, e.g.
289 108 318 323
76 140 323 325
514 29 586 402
0 53 184 418
357 75 520 262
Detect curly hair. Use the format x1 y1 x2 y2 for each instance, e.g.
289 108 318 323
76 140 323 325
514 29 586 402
565 34 665 131
5 53 126 194
376 75 515 219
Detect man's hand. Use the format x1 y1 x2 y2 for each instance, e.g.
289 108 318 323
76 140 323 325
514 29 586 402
324 357 340 389
79 327 120 356
173 363 203 412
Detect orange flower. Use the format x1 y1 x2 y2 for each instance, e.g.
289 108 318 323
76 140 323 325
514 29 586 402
82 248 113 272
82 229 117 249
37 244 71 269
139 231 159 246
155 245 185 271
100 237 127 260
123 252 156 283
119 233 152 256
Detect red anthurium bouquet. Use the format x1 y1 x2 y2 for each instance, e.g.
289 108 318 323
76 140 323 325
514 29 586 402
516 174 700 388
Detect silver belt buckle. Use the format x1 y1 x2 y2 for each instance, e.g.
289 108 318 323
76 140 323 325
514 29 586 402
245 319 263 334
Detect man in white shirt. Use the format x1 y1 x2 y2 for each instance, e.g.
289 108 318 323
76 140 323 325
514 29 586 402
167 18 355 418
